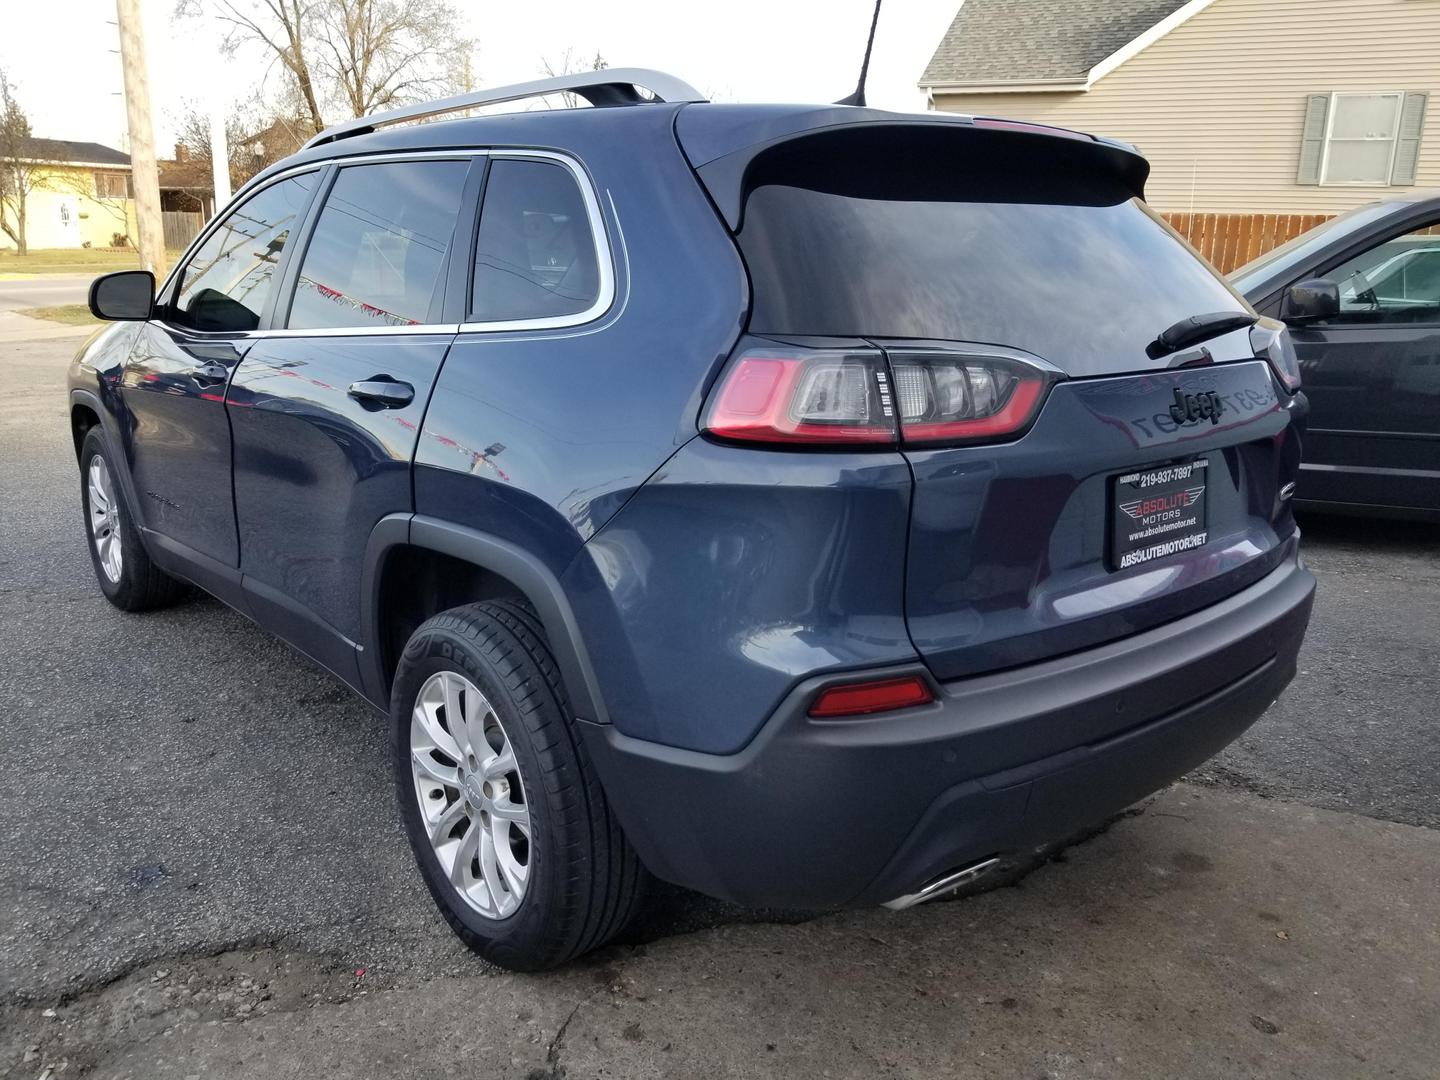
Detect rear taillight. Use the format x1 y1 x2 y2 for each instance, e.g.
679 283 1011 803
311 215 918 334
703 348 897 445
1250 318 1302 392
704 343 1058 449
888 351 1056 446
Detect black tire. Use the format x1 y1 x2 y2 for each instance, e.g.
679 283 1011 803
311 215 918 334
390 600 647 971
78 426 185 612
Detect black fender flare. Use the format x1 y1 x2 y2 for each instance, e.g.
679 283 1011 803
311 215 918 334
359 513 609 724
69 388 147 542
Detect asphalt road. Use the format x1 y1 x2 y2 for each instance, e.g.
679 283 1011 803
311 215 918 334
0 276 91 312
2 333 1438 1077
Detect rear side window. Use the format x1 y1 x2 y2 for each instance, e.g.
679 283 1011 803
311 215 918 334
173 173 316 332
288 160 469 330
470 159 601 322
736 135 1248 374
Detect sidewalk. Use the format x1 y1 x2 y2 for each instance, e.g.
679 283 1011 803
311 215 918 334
3 783 1436 1079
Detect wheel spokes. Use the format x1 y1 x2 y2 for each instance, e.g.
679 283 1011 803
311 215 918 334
488 795 529 829
411 744 459 787
481 743 517 780
477 826 514 916
493 817 529 896
413 680 463 763
87 458 123 582
449 818 480 888
428 795 467 847
410 669 530 921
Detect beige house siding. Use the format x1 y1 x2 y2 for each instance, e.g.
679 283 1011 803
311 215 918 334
930 0 1440 215
0 164 138 251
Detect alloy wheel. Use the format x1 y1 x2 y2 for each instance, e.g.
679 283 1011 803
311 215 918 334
87 455 123 583
410 671 532 919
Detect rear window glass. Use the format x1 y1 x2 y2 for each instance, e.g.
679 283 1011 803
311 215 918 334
737 151 1246 373
470 158 601 323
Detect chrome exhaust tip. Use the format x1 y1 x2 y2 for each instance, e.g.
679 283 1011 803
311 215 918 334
882 857 1001 911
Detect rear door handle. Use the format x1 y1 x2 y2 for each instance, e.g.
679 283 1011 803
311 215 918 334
192 361 230 384
348 378 415 408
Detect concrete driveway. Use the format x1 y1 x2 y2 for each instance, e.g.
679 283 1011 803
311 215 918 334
2 332 1437 1079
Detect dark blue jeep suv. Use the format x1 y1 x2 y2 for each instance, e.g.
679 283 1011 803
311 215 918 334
69 70 1315 970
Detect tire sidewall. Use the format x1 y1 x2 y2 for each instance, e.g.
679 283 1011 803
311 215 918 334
390 618 570 960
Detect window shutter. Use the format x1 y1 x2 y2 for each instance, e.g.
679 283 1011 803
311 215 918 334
1296 94 1330 185
1390 92 1429 186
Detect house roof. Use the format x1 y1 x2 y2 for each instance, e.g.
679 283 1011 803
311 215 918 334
921 0 1196 89
20 137 131 167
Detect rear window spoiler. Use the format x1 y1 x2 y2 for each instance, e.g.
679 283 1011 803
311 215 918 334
675 107 1151 233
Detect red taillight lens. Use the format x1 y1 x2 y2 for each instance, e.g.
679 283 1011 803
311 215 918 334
704 349 897 445
704 344 1057 449
889 351 1055 446
808 675 935 718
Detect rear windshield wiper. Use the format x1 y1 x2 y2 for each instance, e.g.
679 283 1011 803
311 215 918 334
1146 312 1258 360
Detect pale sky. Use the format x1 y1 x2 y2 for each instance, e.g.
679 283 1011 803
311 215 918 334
1 0 961 152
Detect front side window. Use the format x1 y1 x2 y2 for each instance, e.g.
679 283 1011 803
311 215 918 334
1328 223 1440 325
1323 93 1403 185
172 173 316 332
470 158 601 323
288 160 470 330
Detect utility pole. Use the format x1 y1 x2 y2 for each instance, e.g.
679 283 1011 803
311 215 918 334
115 0 165 273
204 5 231 214
208 106 231 211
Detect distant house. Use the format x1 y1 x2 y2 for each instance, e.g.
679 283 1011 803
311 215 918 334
156 117 313 216
157 144 216 218
920 0 1440 270
0 138 138 250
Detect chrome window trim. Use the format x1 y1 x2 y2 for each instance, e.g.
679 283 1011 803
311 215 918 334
458 149 617 335
154 150 480 336
254 323 462 338
154 147 615 340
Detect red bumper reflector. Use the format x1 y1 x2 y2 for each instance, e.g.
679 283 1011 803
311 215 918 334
808 675 935 718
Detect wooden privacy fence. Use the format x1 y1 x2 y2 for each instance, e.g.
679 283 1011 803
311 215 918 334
1159 213 1334 275
161 211 204 250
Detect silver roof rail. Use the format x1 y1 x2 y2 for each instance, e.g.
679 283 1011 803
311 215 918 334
303 68 707 149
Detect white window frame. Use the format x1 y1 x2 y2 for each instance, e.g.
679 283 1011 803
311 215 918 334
1319 91 1404 186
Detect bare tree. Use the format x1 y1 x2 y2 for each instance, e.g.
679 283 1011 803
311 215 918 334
183 0 472 133
312 0 471 117
183 0 328 135
0 69 37 255
174 101 268 190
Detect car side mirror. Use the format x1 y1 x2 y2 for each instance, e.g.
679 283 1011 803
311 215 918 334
1279 278 1340 324
88 270 155 321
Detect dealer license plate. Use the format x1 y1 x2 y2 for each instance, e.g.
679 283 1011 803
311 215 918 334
1110 460 1209 571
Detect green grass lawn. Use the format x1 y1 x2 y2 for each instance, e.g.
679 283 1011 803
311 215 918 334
0 248 185 277
16 304 100 326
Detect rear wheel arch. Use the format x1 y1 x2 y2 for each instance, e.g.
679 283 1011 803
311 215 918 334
363 515 607 724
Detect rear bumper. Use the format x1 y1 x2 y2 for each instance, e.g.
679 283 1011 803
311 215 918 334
581 547 1315 909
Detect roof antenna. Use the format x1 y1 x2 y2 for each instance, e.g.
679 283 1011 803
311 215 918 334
835 0 883 106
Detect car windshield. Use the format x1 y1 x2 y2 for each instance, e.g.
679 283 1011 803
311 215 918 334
1229 202 1401 290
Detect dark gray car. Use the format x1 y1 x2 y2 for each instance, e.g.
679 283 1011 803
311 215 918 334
1232 192 1440 520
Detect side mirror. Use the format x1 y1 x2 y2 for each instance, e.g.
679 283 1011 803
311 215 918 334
1279 278 1340 324
88 270 155 321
